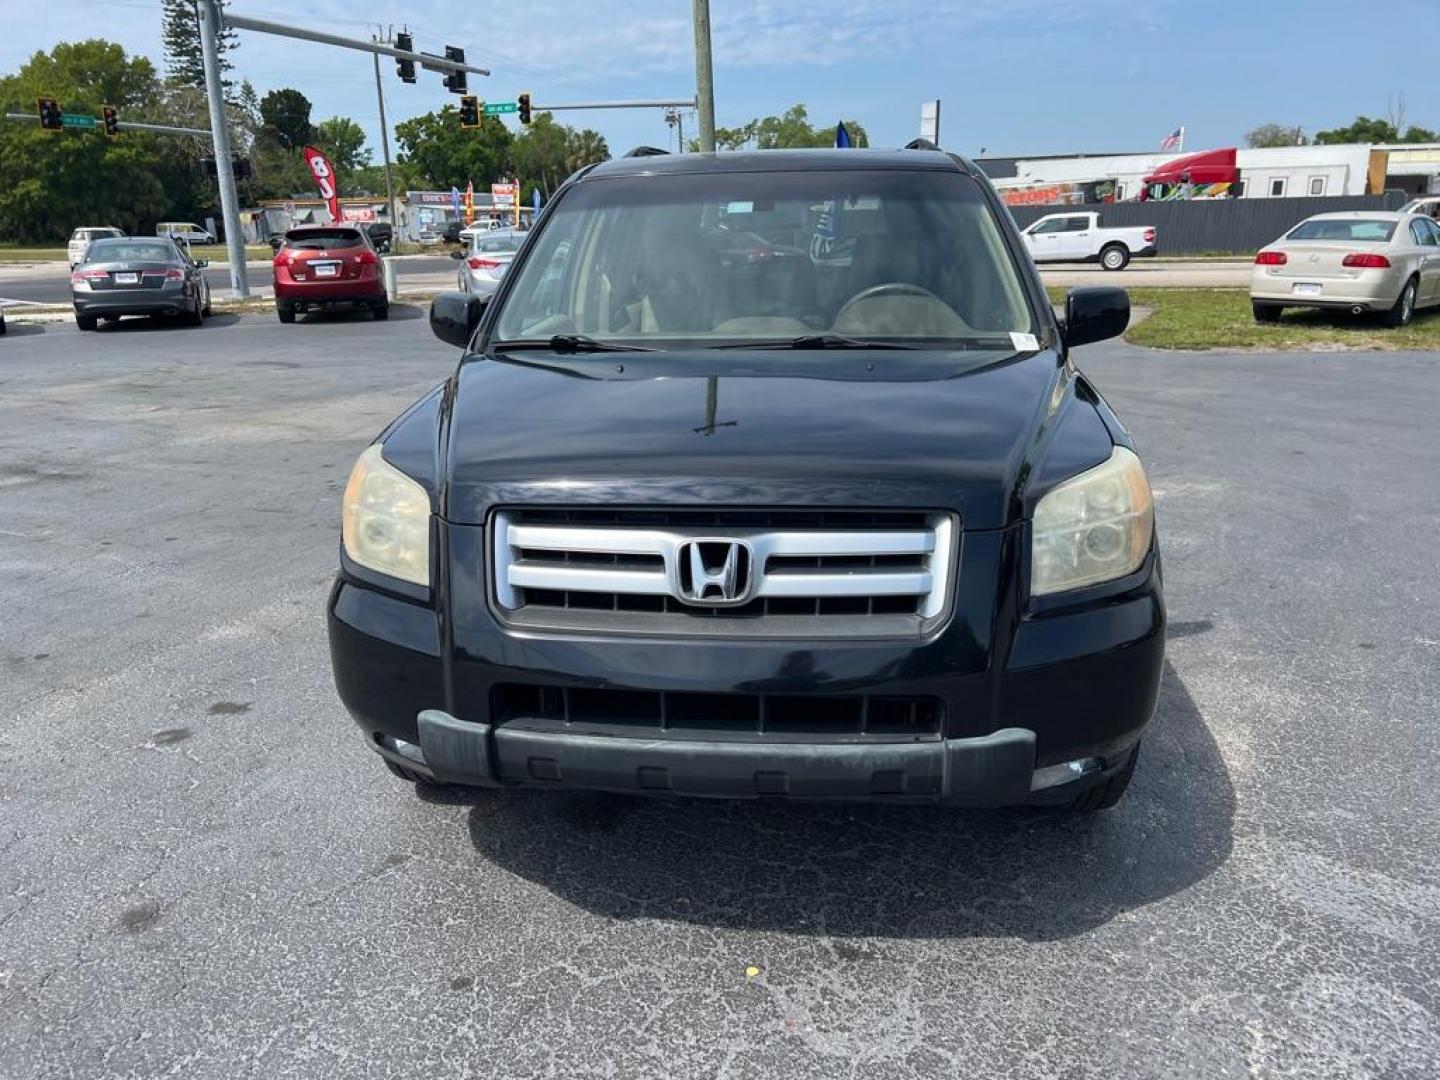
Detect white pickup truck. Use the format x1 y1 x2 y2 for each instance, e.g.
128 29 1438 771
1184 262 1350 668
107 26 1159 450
1019 211 1156 271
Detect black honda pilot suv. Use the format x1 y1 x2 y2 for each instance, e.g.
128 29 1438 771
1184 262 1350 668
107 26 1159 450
328 146 1164 811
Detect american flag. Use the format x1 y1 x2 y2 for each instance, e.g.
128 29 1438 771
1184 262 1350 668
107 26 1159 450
1160 127 1184 151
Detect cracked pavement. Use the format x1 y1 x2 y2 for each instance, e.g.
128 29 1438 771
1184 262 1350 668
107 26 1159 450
1 310 1438 1078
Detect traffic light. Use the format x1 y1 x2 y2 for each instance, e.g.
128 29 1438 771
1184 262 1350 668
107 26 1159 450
459 95 480 128
518 92 532 126
102 105 119 137
394 32 416 83
443 45 466 93
37 97 63 132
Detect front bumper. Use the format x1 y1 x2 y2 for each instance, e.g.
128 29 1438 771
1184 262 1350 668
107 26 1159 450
328 526 1165 806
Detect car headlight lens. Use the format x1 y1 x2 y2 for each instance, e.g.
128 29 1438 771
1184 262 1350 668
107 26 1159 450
1031 446 1153 596
341 444 431 586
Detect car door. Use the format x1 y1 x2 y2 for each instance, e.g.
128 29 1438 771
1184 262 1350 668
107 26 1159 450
1054 215 1094 260
1024 216 1065 262
1416 219 1440 304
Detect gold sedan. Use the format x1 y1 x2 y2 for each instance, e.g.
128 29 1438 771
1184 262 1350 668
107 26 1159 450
1250 211 1440 327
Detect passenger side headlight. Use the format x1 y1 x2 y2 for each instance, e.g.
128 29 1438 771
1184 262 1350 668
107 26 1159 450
342 444 431 586
1030 446 1153 596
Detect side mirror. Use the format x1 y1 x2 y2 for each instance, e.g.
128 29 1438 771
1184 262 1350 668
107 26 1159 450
430 291 485 348
449 249 465 260
1063 286 1129 348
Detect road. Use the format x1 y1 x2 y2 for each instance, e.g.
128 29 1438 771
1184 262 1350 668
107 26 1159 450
0 254 459 306
2 313 1437 1079
0 257 1255 307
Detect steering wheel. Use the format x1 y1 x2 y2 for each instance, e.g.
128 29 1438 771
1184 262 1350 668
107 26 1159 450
834 282 946 323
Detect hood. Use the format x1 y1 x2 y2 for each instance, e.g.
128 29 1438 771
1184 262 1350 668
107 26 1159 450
441 349 1112 531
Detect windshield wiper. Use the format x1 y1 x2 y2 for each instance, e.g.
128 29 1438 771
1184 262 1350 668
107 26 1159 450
543 334 657 353
709 334 917 350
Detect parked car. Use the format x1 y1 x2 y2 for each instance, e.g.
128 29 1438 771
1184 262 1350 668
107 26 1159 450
363 221 393 254
451 228 524 297
328 147 1164 812
70 236 211 330
272 225 388 323
67 226 124 268
1020 212 1156 270
441 220 465 245
1399 196 1440 221
155 221 215 245
1250 211 1440 327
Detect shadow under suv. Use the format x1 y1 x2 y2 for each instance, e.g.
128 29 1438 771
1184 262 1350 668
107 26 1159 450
327 146 1165 811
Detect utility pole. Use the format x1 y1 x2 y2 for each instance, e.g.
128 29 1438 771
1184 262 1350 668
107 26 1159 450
691 0 715 152
197 0 249 298
371 35 398 239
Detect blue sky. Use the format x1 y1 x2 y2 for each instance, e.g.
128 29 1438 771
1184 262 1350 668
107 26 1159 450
9 1 1440 165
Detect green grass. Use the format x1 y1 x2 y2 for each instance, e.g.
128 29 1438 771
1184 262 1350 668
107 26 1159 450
1048 286 1440 351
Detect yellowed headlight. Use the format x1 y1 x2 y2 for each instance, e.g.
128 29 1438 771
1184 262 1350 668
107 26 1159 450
341 444 431 586
1031 446 1153 596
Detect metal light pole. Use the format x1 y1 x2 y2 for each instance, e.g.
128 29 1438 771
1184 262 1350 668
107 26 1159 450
197 0 249 298
691 0 715 152
371 42 399 238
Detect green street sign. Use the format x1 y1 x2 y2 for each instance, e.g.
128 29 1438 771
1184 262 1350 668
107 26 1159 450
483 102 517 116
61 113 96 129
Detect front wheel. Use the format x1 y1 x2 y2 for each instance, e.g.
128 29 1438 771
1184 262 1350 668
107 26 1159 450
1252 301 1283 324
1380 277 1417 328
1100 244 1130 271
1068 744 1139 812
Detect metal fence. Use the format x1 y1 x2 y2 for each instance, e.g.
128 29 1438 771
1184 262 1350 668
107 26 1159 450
1005 193 1408 255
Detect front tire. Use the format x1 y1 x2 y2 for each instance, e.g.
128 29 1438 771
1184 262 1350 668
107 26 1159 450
1380 277 1417 328
1252 301 1283 324
1100 244 1130 271
1068 743 1139 812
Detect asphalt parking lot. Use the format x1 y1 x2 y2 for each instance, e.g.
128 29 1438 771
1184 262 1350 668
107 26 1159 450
2 311 1438 1079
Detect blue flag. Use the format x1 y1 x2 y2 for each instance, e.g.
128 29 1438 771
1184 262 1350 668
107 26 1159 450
835 122 852 149
533 188 542 219
450 187 462 216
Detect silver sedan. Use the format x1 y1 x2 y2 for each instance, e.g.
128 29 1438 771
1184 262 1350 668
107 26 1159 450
1251 211 1440 327
453 229 525 299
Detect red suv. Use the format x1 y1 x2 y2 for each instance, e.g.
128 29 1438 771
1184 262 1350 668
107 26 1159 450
273 225 388 322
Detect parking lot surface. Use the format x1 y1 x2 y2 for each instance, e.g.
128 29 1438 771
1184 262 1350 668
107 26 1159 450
2 312 1438 1078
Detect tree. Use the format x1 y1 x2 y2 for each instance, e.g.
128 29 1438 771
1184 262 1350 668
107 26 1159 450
394 107 512 190
565 128 610 174
161 0 237 93
0 41 192 242
314 117 370 174
1245 123 1307 148
707 105 869 151
259 88 312 150
1314 115 1438 145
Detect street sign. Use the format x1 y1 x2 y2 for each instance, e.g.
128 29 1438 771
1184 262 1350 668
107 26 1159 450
483 102 517 116
61 113 97 130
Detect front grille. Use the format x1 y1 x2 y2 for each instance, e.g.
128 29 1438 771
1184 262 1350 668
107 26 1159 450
492 683 943 742
490 507 956 638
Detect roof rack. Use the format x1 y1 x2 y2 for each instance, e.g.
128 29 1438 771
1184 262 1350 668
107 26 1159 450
623 146 670 158
904 138 941 151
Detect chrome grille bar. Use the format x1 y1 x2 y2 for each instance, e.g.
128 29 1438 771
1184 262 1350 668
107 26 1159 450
492 510 957 622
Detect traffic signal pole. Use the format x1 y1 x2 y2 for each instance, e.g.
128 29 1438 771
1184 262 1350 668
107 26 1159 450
197 0 249 298
371 45 399 242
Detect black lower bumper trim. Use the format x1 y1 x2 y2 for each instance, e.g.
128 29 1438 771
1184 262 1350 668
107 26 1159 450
409 710 1038 806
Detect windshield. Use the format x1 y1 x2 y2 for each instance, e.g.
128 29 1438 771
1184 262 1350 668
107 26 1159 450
1286 219 1397 242
86 240 176 262
491 169 1034 349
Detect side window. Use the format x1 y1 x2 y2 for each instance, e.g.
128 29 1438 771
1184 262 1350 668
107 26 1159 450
1062 216 1090 232
1411 220 1438 247
1269 178 1287 198
1030 217 1061 234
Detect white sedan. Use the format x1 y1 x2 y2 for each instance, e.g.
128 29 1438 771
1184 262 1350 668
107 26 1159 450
1251 211 1440 327
453 229 525 298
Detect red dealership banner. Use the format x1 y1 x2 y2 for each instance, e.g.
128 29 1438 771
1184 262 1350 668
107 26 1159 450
302 145 341 223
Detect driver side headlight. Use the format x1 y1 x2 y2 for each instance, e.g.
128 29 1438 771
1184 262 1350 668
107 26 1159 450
1031 446 1154 596
342 444 431 586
